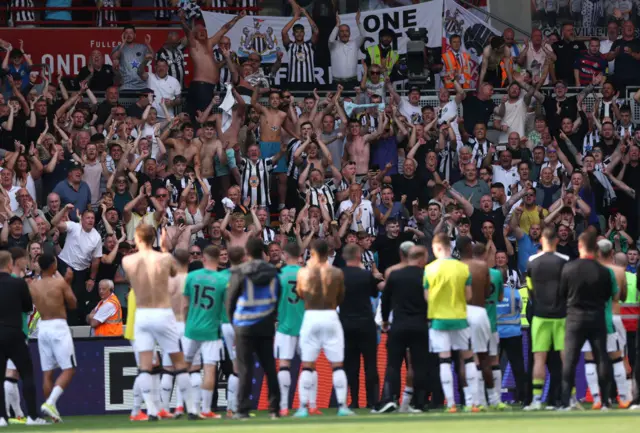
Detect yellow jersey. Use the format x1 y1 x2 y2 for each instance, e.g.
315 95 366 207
124 289 136 341
424 258 471 330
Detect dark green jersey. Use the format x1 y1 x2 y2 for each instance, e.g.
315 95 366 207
183 269 227 341
487 268 504 333
218 268 231 324
277 265 304 336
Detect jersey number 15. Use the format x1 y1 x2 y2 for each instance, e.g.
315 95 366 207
193 284 215 310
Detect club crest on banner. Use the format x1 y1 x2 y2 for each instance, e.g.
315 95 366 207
238 18 280 62
444 9 464 36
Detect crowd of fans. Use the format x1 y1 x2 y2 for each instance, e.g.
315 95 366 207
0 0 639 406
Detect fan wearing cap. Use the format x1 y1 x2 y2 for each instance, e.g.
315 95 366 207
0 216 30 250
52 161 92 223
479 36 512 88
126 89 154 121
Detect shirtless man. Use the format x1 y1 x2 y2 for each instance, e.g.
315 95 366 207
29 254 76 422
220 205 262 249
164 207 211 252
344 112 386 181
197 85 246 152
122 224 198 420
195 121 226 180
183 11 246 122
480 36 512 88
584 240 631 408
457 237 500 411
159 249 197 418
294 239 354 417
163 123 202 170
251 85 290 209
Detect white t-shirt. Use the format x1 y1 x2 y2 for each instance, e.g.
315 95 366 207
58 221 103 271
438 100 458 125
600 38 618 74
498 98 527 143
399 97 423 124
492 164 520 196
337 199 376 233
148 73 182 118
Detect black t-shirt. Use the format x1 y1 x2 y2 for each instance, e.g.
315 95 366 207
527 251 569 318
77 65 116 92
9 113 29 146
127 103 145 120
95 247 123 283
381 265 428 327
339 266 378 323
543 95 578 133
462 95 494 133
611 38 640 82
560 258 614 314
5 234 29 250
0 115 11 150
552 39 586 86
470 208 506 251
556 242 578 260
96 101 117 126
390 173 427 211
373 232 414 273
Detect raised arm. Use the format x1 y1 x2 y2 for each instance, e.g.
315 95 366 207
209 11 247 47
281 7 301 48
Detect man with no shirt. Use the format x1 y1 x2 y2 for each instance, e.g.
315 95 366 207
122 224 198 420
294 240 354 417
29 254 76 423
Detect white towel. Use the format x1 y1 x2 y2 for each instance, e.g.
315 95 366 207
219 83 235 133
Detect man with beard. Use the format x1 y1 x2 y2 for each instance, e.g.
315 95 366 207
110 25 153 92
77 49 117 91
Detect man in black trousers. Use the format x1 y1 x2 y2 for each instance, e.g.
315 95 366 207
339 244 381 409
559 230 617 410
0 251 44 426
226 239 281 419
375 245 430 413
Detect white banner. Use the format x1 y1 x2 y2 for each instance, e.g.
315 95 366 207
443 0 500 86
203 1 443 65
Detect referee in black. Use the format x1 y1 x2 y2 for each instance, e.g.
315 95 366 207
0 251 39 425
559 230 616 410
339 244 381 409
376 245 430 413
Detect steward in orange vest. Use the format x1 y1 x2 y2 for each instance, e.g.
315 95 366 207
442 34 471 89
87 280 123 337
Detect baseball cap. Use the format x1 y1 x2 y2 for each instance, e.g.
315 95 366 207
139 88 154 97
597 239 613 255
8 216 23 225
69 161 84 172
409 86 421 95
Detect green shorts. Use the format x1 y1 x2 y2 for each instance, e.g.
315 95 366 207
531 316 566 352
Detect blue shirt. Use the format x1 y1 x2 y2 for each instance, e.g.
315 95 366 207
497 285 522 339
517 234 541 275
52 180 92 222
45 0 72 21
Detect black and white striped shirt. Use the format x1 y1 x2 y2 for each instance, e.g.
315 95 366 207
361 250 375 271
286 41 316 84
261 227 276 245
156 44 187 87
287 138 303 179
96 0 117 27
239 157 276 207
154 0 172 19
300 183 337 220
211 0 257 14
10 0 35 24
213 48 234 90
360 114 379 134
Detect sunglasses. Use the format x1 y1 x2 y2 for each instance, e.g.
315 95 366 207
114 112 126 116
190 251 201 256
156 194 168 198
370 71 381 75
525 193 535 197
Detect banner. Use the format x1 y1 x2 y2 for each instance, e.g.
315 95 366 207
0 28 194 85
202 1 443 86
19 333 587 416
443 0 500 87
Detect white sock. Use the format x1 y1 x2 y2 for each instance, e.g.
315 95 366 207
201 389 213 414
477 366 487 406
333 369 348 409
278 369 291 411
310 371 318 409
298 369 313 409
464 361 478 406
463 386 474 407
439 362 455 408
585 362 600 403
138 372 158 416
176 387 184 409
627 378 633 399
46 385 64 407
160 374 174 411
10 382 23 418
613 360 628 401
190 372 202 411
3 381 11 416
132 376 142 416
227 374 239 412
151 373 162 411
488 367 502 406
401 386 413 409
175 372 195 415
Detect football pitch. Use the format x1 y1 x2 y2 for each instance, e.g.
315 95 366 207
5 409 640 432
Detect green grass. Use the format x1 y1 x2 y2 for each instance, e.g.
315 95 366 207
5 408 640 432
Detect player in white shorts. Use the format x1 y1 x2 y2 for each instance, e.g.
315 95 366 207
122 225 198 420
294 240 354 417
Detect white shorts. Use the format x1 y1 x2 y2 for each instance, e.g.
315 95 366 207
581 333 621 353
221 323 236 361
6 359 16 370
299 310 344 363
613 315 627 350
429 327 472 353
162 322 191 367
467 305 492 354
134 308 182 356
183 338 224 365
37 319 76 372
274 332 299 360
131 341 159 366
489 332 500 357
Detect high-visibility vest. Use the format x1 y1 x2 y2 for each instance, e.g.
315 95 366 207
367 45 399 76
442 50 472 89
621 272 639 332
94 294 123 337
500 56 514 87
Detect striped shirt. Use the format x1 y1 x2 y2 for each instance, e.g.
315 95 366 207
239 157 276 207
261 227 276 245
211 0 257 14
213 48 235 90
10 0 35 24
286 41 316 84
286 138 303 179
96 0 117 27
157 44 187 87
362 250 375 271
300 183 337 220
154 0 172 19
